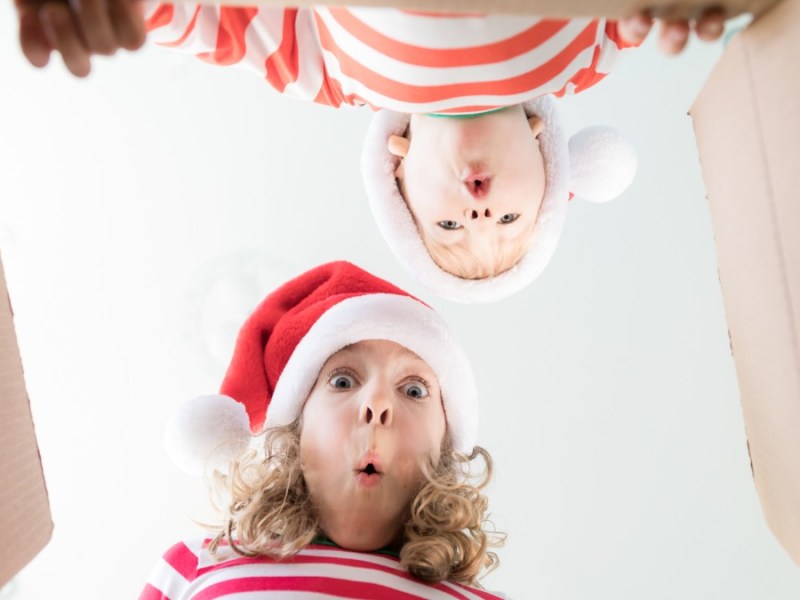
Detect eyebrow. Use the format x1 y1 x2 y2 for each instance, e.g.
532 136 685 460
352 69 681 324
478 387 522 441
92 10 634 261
316 347 359 374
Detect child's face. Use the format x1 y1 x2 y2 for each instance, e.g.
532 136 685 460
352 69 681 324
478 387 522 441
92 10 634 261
300 339 446 551
390 106 546 277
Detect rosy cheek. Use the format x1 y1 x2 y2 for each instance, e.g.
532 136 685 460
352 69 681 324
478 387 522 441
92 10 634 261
406 434 440 471
300 419 328 469
301 443 337 508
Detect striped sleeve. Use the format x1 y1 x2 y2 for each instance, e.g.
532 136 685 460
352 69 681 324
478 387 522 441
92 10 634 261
143 3 334 105
555 19 642 96
138 540 202 600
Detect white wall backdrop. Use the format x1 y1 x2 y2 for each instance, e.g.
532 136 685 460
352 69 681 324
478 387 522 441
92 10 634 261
0 5 798 599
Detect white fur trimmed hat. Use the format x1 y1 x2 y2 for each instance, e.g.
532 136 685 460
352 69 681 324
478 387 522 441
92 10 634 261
165 261 479 475
361 96 637 304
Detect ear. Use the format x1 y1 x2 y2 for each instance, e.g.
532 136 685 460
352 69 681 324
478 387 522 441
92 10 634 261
388 134 410 158
528 115 545 138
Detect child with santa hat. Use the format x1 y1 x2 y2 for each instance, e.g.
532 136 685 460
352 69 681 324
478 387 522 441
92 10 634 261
12 2 724 302
140 260 506 599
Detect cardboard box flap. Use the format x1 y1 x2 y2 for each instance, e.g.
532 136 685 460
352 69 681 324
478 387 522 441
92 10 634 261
690 0 800 565
205 0 778 20
0 256 53 589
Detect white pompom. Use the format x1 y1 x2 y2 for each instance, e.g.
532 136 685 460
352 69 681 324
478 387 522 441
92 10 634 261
164 394 251 476
568 126 637 203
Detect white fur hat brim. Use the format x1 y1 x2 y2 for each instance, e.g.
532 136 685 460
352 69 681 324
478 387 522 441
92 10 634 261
266 293 479 455
361 97 569 304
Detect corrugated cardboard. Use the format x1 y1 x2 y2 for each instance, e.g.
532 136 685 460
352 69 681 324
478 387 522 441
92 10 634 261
690 0 800 565
0 255 53 589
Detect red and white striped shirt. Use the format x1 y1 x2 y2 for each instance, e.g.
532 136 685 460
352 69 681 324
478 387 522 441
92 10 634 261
139 538 509 599
144 5 639 114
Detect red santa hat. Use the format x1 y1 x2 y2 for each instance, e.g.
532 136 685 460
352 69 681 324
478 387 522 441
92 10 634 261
361 95 637 304
166 261 479 475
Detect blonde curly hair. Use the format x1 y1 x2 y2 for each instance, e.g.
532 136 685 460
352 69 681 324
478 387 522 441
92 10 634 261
207 420 504 586
423 220 536 280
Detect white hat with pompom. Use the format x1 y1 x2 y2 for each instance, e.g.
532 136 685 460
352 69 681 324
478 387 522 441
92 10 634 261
361 95 637 304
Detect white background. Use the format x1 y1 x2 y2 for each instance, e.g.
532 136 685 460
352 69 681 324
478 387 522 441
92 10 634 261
1 5 798 599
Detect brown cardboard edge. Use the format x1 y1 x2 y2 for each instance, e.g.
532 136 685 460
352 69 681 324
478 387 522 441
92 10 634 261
195 0 778 19
0 255 54 589
689 0 800 566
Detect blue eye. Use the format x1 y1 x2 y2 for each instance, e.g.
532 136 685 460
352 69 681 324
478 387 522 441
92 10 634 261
402 381 429 400
438 220 462 231
498 213 519 224
329 374 355 389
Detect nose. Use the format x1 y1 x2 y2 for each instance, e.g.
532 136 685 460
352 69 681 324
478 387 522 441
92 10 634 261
463 206 493 220
464 175 491 199
361 389 392 427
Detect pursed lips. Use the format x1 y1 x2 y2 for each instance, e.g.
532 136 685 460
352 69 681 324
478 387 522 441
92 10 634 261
354 452 384 487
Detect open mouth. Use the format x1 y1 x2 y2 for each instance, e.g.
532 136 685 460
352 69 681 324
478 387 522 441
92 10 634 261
356 452 384 473
463 174 492 198
355 463 383 488
356 462 382 476
355 455 384 487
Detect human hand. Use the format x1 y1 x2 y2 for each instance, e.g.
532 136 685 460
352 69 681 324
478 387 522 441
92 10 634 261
618 7 726 55
14 0 146 78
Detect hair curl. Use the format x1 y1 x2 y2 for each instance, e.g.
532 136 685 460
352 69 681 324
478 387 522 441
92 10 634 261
207 421 504 586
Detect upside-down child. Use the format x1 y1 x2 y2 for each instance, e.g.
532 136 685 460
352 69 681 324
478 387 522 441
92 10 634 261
139 261 506 599
13 2 725 302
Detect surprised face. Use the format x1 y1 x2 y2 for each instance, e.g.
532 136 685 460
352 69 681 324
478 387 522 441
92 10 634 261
299 340 447 551
391 105 546 277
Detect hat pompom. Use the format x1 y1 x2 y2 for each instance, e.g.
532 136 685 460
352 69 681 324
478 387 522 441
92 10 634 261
568 126 637 203
164 394 251 476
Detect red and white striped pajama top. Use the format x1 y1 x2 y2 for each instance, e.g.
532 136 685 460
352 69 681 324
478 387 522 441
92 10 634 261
139 538 509 599
144 4 639 114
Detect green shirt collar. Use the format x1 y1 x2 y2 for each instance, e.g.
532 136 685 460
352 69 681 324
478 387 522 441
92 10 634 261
311 535 401 558
425 106 510 119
